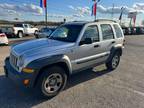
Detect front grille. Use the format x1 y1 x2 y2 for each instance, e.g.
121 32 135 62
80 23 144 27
10 52 18 70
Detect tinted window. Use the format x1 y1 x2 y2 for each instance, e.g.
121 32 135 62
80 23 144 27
101 24 114 40
41 28 49 32
14 24 23 27
50 24 83 42
113 24 123 38
82 25 99 42
24 24 29 28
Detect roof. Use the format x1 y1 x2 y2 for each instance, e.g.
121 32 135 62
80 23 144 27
65 19 117 26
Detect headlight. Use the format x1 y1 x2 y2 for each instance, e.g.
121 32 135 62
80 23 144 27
18 56 24 67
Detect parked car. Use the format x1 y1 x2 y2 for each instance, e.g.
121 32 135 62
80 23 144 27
0 27 15 38
0 29 8 45
135 27 144 34
122 27 132 35
130 27 137 35
35 27 55 39
13 24 38 38
4 20 125 98
0 24 38 38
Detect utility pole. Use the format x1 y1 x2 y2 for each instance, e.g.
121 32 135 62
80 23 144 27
45 0 48 27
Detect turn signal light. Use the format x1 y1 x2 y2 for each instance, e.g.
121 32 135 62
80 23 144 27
22 68 34 73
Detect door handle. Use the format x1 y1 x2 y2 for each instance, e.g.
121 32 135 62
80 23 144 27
94 44 100 48
111 41 116 44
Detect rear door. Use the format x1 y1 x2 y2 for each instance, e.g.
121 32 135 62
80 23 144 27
99 24 116 60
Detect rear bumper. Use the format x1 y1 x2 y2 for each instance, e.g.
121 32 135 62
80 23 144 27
4 57 36 88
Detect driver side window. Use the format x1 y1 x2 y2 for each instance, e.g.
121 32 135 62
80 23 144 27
82 25 99 43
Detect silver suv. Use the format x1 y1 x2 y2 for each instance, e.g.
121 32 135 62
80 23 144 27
4 20 125 98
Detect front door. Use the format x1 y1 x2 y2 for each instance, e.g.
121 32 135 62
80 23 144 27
72 25 103 71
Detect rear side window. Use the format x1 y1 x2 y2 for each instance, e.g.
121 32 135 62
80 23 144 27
82 25 99 42
101 24 114 40
14 24 23 27
24 24 29 28
113 24 123 38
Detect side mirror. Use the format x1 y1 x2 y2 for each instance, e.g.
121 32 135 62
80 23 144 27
80 38 92 45
47 30 52 38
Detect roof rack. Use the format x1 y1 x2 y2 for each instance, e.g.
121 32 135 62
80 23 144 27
95 19 117 23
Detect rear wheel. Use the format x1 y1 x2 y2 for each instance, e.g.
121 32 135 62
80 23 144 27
34 30 38 36
37 66 67 98
106 52 120 70
17 31 23 38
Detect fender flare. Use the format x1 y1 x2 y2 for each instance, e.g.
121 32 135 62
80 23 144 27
107 46 123 63
27 54 72 73
26 55 72 87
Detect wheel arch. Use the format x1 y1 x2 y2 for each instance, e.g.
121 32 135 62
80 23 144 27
107 46 123 63
18 30 23 33
28 55 72 87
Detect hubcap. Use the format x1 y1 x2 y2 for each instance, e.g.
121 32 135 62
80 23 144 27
44 73 63 94
112 55 119 69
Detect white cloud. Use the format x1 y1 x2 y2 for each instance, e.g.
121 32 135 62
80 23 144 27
97 5 134 14
0 9 21 18
0 3 43 16
68 5 75 10
68 6 91 17
69 4 144 16
73 14 84 17
133 3 144 13
48 14 72 19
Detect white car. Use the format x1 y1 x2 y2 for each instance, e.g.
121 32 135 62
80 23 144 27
13 24 38 38
0 30 8 45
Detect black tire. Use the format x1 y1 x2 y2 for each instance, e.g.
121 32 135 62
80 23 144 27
35 35 39 39
34 30 38 36
17 31 23 38
36 66 67 98
106 52 120 70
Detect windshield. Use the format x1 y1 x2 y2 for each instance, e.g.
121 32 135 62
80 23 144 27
49 24 83 42
41 28 52 32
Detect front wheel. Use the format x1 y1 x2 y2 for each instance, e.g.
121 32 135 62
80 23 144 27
106 52 120 70
37 66 67 98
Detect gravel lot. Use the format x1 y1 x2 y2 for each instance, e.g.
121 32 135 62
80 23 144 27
0 35 144 108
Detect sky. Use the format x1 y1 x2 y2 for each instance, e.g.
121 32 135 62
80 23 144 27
0 0 144 26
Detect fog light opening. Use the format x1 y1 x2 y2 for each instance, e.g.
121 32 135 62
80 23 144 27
23 79 30 86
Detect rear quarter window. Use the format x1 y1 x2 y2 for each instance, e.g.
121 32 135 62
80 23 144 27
113 24 123 38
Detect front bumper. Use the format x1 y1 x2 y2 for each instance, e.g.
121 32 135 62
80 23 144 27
4 57 36 88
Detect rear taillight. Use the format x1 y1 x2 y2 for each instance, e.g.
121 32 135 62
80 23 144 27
0 33 6 37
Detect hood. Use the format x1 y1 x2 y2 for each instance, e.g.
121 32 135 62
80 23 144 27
12 38 75 57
